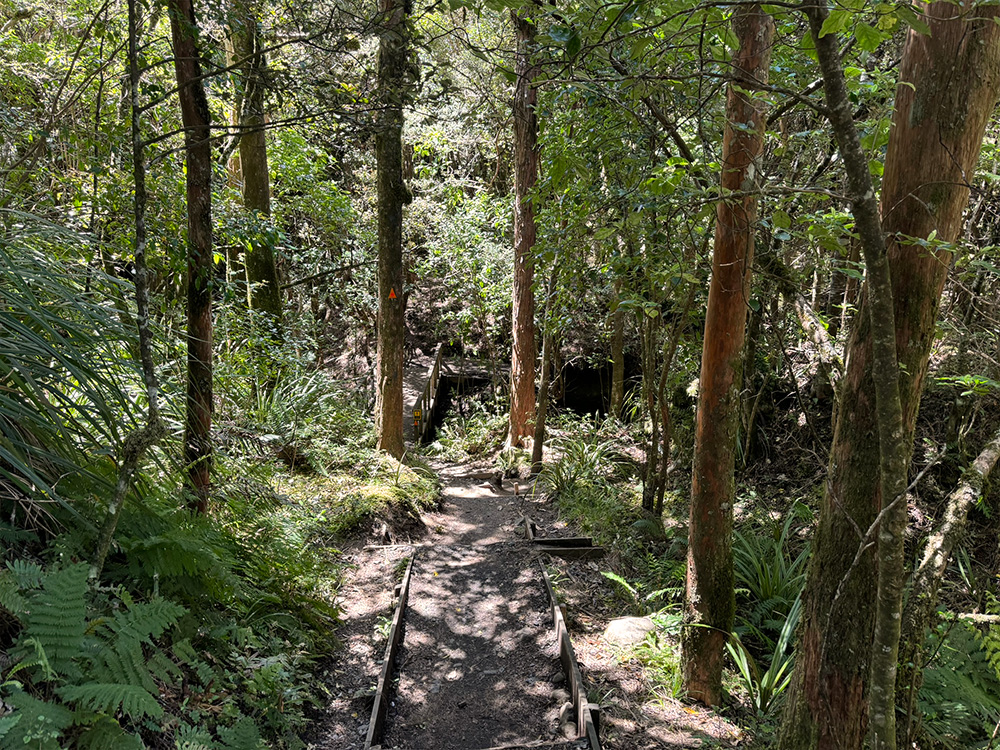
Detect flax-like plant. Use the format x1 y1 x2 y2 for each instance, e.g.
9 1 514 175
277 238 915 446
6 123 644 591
0 213 140 525
726 594 802 717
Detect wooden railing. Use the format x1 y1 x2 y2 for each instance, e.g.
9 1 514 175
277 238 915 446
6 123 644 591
411 345 444 444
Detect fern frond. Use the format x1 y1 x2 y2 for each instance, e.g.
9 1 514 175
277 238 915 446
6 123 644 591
217 716 266 750
2 690 73 750
58 682 163 720
5 560 42 589
0 714 21 740
75 716 144 750
0 574 27 620
19 563 88 679
83 598 185 693
174 723 218 750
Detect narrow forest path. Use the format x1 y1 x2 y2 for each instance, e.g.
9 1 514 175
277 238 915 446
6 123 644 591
306 461 573 750
306 461 739 750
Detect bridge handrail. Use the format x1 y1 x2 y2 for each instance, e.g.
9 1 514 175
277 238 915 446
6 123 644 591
412 344 444 443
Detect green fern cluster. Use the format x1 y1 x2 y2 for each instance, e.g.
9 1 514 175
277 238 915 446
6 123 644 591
0 563 184 748
918 609 1000 749
0 561 281 750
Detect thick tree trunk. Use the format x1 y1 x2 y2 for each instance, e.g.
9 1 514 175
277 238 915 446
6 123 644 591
374 0 410 458
681 4 773 706
236 8 282 321
778 5 1000 749
170 0 213 513
508 4 539 447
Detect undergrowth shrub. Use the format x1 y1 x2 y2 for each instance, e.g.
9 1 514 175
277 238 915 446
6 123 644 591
427 397 507 460
918 605 1000 749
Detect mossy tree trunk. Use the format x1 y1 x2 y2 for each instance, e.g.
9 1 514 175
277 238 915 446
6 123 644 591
681 3 773 705
169 0 213 513
778 4 1000 749
374 0 411 458
508 2 539 448
235 5 282 324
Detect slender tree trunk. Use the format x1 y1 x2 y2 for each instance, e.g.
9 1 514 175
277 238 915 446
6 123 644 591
609 278 625 419
639 311 659 513
508 3 539 447
374 0 410 458
778 4 1000 749
93 0 165 576
531 260 559 473
236 6 281 322
170 0 213 513
897 427 1000 746
681 4 773 706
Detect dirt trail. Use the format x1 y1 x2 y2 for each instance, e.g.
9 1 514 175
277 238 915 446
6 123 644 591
307 461 566 750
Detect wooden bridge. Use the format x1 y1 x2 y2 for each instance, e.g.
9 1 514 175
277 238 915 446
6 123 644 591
402 345 498 444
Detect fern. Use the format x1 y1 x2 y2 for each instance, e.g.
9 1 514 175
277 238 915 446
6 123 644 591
970 592 1000 681
5 559 42 589
2 563 189 746
58 683 163 720
14 563 88 680
76 716 144 750
919 621 1000 749
217 716 267 750
0 691 73 750
0 572 28 619
175 723 219 750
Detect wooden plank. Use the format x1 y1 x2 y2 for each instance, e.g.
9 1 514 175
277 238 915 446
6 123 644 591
364 554 415 750
534 545 605 561
532 536 593 548
538 563 603 750
521 516 537 542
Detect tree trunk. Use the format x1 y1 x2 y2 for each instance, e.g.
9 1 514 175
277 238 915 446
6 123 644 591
236 7 282 322
639 311 659 513
778 5 1000 749
508 3 539 448
531 260 559 473
374 0 410 458
681 3 772 706
609 278 625 420
170 0 213 513
93 0 166 576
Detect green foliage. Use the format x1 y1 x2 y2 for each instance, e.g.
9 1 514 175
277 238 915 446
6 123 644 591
427 396 508 460
0 229 139 520
918 613 1000 749
539 432 618 498
726 595 801 717
732 508 810 655
0 562 185 747
600 571 676 616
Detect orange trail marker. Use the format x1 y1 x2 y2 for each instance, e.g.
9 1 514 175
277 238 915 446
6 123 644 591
388 288 397 299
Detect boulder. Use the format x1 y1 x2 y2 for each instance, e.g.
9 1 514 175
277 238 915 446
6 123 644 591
603 616 656 646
